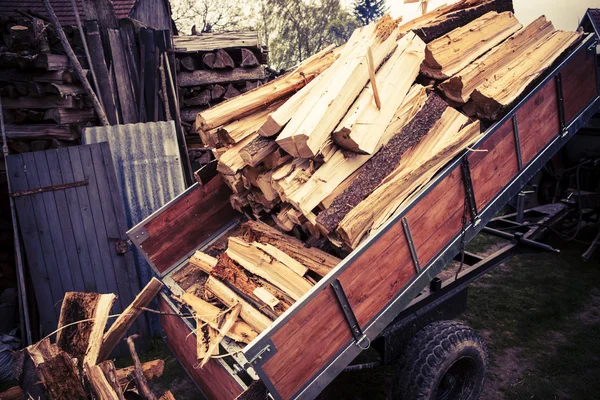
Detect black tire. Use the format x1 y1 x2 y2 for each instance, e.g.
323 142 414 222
397 320 488 400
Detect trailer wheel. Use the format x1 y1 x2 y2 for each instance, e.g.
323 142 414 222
398 320 488 400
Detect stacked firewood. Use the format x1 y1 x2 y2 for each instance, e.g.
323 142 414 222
0 16 94 153
2 279 170 400
173 32 269 168
191 1 582 252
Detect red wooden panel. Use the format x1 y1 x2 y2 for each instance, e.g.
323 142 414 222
159 297 244 400
469 120 519 210
517 79 560 165
561 48 598 123
405 168 465 266
137 175 238 274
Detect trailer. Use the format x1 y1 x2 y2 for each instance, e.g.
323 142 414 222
126 31 600 400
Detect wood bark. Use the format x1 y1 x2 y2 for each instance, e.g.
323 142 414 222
43 108 96 124
239 136 279 167
420 11 522 80
88 362 124 400
98 278 164 362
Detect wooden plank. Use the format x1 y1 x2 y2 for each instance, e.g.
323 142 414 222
140 28 157 121
173 32 260 52
560 48 598 123
158 296 244 400
516 79 560 165
6 154 58 335
134 176 238 275
108 29 138 123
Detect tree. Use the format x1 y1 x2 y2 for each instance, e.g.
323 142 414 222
266 0 359 70
352 0 387 25
171 0 248 35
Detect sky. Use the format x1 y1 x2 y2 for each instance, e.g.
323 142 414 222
379 0 597 31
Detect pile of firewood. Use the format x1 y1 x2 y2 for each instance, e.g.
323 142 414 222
174 32 269 167
190 0 582 254
2 279 170 400
0 16 95 154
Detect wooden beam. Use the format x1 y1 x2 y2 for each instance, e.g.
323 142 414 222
178 67 265 87
3 124 77 141
107 28 138 123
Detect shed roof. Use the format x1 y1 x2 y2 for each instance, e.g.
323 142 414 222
580 8 600 36
0 0 135 26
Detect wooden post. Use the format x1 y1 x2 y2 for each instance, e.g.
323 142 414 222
43 0 110 126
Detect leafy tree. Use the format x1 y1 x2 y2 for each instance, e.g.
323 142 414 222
171 0 248 35
266 0 359 70
352 0 387 25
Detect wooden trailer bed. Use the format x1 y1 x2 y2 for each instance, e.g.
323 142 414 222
127 34 600 400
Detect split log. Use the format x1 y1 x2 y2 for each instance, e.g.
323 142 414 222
178 67 265 87
211 84 225 99
180 56 196 71
317 93 448 233
471 28 583 120
255 170 279 202
227 237 313 300
205 276 273 332
45 83 86 96
33 53 89 71
185 89 212 107
239 136 278 167
272 204 296 232
3 124 78 141
217 99 284 145
44 108 96 124
88 362 124 400
263 148 292 169
201 304 242 367
439 16 554 104
126 335 157 400
245 81 261 92
222 173 245 193
338 119 481 248
242 220 340 277
55 292 116 366
203 49 235 69
420 11 522 80
115 360 165 387
230 191 251 211
223 83 241 99
271 158 316 202
179 292 259 343
276 18 400 158
98 278 164 362
241 48 260 67
181 107 203 122
196 45 339 130
332 32 426 154
287 84 428 216
216 133 257 175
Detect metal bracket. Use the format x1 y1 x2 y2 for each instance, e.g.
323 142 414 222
248 344 273 366
587 41 598 60
555 73 568 136
10 180 88 197
461 157 479 223
402 218 421 274
512 115 523 170
330 279 369 349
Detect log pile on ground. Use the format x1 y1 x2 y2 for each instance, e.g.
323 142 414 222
157 0 584 360
173 32 271 169
0 16 95 154
3 279 169 400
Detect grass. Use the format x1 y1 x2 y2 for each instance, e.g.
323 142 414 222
463 228 600 399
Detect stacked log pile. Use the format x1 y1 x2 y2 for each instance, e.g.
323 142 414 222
173 32 270 168
149 1 583 357
0 16 94 154
2 279 171 400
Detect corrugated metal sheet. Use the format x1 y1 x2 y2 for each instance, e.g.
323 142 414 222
83 121 186 288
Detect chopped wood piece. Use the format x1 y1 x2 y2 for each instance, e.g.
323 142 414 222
212 84 226 99
217 99 285 145
180 56 196 71
272 204 296 232
332 32 426 154
239 136 278 167
216 133 257 175
317 93 448 233
45 83 86 96
241 48 260 67
179 292 259 343
126 335 157 400
44 108 96 124
178 67 265 87
88 362 124 400
115 360 165 388
197 45 339 130
245 80 261 92
271 158 316 202
338 119 481 248
439 16 554 104
185 89 211 107
36 352 87 399
223 83 241 99
420 11 522 80
471 28 583 120
288 84 429 216
205 276 273 332
222 173 245 193
226 237 313 300
276 20 401 158
4 124 78 141
263 148 292 169
181 107 203 122
55 292 116 366
242 220 339 277
201 303 242 367
99 278 164 362
203 49 235 69
230 192 250 211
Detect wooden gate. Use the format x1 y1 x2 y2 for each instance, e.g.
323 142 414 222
6 143 145 340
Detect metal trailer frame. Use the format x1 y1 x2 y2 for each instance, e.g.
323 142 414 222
241 34 600 400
